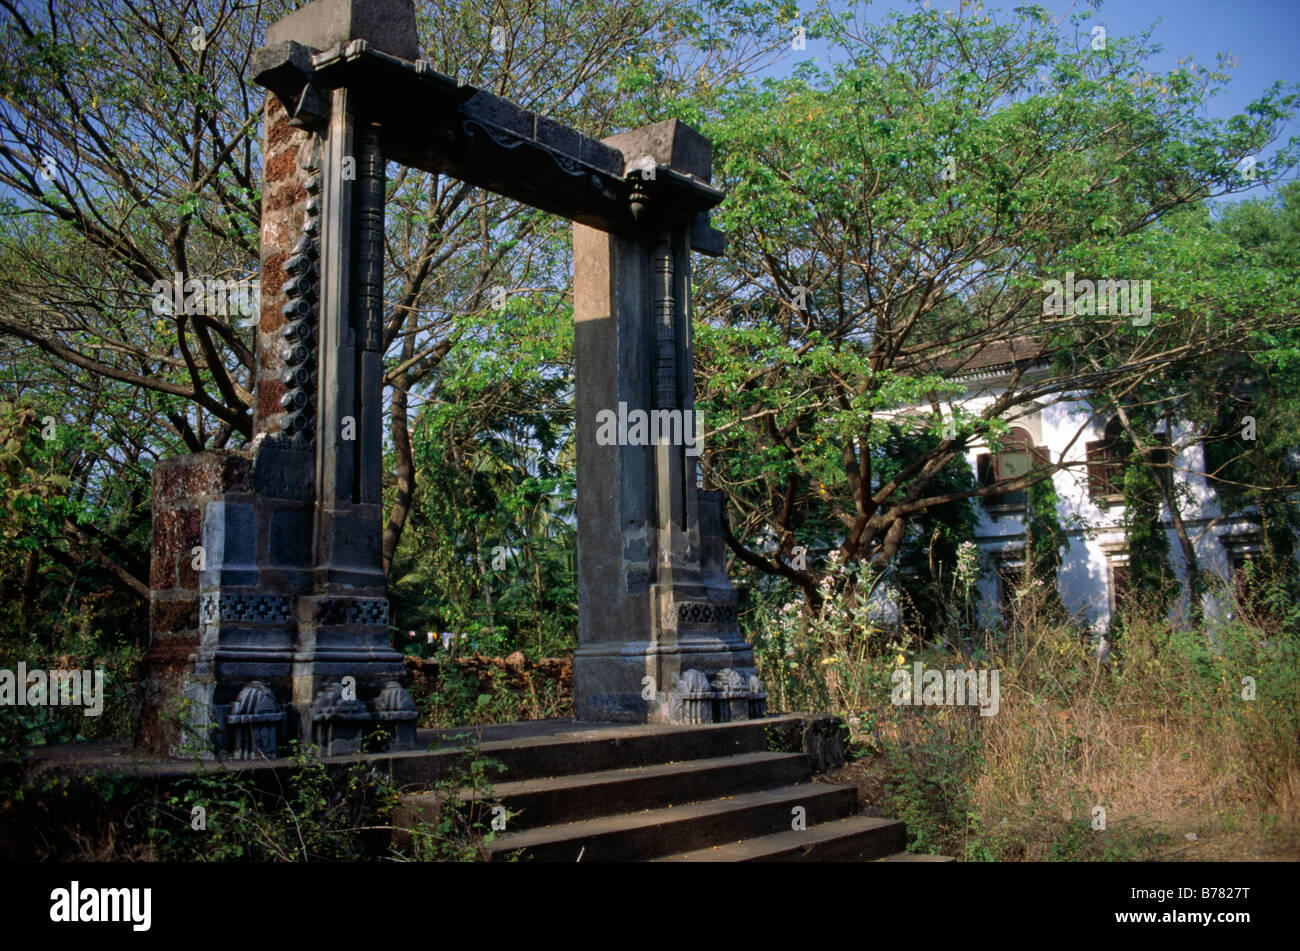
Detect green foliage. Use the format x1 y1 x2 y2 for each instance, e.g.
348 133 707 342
2 740 403 861
891 427 981 643
1025 468 1068 594
1042 797 1171 862
1114 453 1175 635
394 744 509 862
1 737 517 862
690 0 1300 619
387 358 578 660
749 555 904 716
0 0 810 733
411 657 572 727
879 713 985 859
144 742 399 862
0 400 149 661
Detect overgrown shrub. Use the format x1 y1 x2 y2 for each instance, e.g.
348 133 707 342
749 562 1300 861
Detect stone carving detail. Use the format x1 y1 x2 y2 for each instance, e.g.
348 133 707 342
316 597 389 626
354 124 385 353
199 592 293 625
711 667 749 723
676 602 737 625
374 680 418 749
278 156 321 444
746 673 768 720
310 682 372 756
354 599 389 625
463 118 525 153
551 152 585 177
228 681 284 759
628 167 651 221
652 234 676 409
668 668 714 725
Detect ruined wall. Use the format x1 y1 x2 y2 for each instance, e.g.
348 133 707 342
136 451 252 752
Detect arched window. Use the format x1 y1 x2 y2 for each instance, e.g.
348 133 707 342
977 426 1041 508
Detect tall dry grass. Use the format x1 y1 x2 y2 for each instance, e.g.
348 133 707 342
749 565 1300 860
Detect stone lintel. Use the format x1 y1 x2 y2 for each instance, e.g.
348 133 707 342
252 43 724 236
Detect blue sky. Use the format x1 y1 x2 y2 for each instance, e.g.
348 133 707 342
773 0 1300 202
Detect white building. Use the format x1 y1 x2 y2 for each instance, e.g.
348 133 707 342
926 339 1262 631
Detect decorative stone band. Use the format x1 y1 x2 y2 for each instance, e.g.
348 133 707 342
199 592 294 625
316 597 390 627
676 602 738 625
667 667 767 724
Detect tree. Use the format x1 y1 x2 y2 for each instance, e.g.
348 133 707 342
1024 454 1068 612
1076 185 1300 627
887 425 979 644
685 0 1299 615
0 0 802 611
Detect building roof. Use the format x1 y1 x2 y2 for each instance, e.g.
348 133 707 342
909 335 1053 379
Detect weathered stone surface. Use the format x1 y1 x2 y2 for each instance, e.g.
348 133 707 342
690 211 726 257
251 442 315 502
134 634 201 753
265 0 419 60
579 137 625 177
534 115 581 157
571 203 756 723
266 505 313 565
256 90 314 440
604 118 712 181
321 511 383 570
265 148 300 184
143 4 746 755
463 90 534 138
149 597 198 636
155 451 252 501
143 449 264 755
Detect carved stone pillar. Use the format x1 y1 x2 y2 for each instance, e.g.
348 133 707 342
140 0 759 751
137 0 417 756
572 120 762 723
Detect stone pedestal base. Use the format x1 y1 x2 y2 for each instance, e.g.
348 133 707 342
138 450 417 758
574 629 759 724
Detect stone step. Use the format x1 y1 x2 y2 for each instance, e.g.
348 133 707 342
876 852 957 862
388 715 804 787
651 814 907 862
397 750 812 832
486 781 859 862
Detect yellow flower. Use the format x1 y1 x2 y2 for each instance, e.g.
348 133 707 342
896 653 906 667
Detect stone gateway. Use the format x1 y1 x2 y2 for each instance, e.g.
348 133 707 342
137 0 765 757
